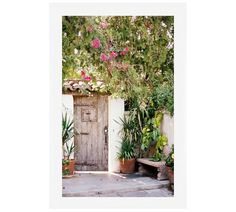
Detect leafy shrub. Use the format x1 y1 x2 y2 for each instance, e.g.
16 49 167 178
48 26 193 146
117 138 135 160
165 144 174 171
152 135 168 161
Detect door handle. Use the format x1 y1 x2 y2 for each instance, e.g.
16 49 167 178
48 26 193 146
104 126 108 134
104 126 108 144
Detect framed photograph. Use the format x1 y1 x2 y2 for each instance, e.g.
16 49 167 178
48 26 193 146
50 2 186 209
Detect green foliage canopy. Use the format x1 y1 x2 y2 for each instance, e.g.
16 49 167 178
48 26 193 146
62 16 174 114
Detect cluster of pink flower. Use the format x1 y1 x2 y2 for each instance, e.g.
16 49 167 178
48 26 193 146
91 38 129 55
110 51 118 59
81 70 91 81
100 51 119 62
100 53 109 62
91 38 101 49
100 22 108 29
100 48 129 62
91 37 129 68
120 47 129 56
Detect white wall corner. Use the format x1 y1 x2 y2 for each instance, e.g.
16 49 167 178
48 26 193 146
161 113 174 146
108 97 124 173
62 95 74 159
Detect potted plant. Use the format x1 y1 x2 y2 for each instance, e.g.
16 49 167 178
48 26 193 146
62 112 75 177
117 138 136 174
165 144 174 185
62 141 75 177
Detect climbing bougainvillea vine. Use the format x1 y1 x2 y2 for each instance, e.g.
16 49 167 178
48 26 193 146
62 16 174 114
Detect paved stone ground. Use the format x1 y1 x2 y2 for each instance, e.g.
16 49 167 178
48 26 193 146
62 172 173 197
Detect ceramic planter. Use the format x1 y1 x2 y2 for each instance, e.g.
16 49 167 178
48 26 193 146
119 158 136 174
62 159 75 177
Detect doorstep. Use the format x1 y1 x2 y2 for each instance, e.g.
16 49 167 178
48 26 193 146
62 172 171 197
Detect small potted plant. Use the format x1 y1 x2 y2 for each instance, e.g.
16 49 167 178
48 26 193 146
62 112 75 178
117 138 136 174
165 144 174 185
62 141 75 177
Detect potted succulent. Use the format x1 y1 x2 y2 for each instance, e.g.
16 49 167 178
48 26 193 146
62 112 75 177
165 144 174 185
117 138 136 174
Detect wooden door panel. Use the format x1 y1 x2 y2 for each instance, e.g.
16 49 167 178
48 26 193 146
73 95 108 171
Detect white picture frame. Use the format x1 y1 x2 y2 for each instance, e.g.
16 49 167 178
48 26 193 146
50 2 186 209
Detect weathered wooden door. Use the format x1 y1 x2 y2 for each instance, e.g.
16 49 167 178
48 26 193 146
73 95 108 171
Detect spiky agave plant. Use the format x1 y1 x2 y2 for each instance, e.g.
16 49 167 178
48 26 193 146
62 112 74 145
62 112 74 159
117 138 135 160
64 141 75 159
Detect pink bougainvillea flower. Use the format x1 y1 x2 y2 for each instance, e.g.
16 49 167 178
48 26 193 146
100 53 109 62
100 22 108 29
81 70 86 77
91 38 101 49
109 51 118 59
120 51 126 56
120 47 129 56
124 47 129 52
84 76 92 81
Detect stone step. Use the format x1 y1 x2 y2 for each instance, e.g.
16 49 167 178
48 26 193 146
63 173 169 197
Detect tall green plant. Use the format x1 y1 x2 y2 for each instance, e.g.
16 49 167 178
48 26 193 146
141 113 163 151
127 99 150 157
117 138 135 160
152 134 168 161
64 141 75 159
62 112 74 145
62 112 75 159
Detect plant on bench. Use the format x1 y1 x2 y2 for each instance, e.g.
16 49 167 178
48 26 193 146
141 112 162 154
136 112 170 180
141 112 168 161
137 138 169 180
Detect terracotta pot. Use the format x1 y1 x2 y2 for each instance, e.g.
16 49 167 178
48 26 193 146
63 159 75 176
166 166 174 184
119 158 136 174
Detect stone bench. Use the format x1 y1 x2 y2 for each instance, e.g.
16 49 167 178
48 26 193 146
137 158 168 180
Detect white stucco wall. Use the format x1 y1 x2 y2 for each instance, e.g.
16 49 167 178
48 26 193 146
161 113 174 146
62 95 74 115
108 97 124 172
62 95 74 159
